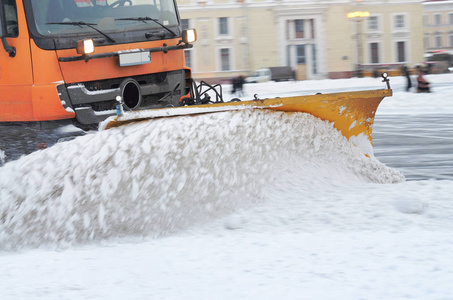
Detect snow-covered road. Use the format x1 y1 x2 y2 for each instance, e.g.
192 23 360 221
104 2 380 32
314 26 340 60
1 74 452 299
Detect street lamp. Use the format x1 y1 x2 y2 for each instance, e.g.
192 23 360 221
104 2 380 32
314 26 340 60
347 11 370 19
347 11 369 77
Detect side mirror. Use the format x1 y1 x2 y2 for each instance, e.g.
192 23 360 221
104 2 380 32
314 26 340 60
0 0 6 38
0 0 16 57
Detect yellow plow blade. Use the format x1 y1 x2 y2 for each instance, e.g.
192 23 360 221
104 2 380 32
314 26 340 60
102 88 392 144
266 89 392 143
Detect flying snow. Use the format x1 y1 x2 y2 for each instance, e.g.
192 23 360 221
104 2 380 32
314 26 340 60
0 110 402 250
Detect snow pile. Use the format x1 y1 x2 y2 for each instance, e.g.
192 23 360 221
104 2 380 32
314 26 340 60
0 110 402 250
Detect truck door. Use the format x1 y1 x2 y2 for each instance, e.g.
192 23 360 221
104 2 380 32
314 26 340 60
0 0 34 121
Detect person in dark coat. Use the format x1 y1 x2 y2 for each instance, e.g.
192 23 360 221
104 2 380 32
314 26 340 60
401 65 412 92
231 75 245 97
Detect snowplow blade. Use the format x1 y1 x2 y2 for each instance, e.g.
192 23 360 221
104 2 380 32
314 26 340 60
101 88 392 144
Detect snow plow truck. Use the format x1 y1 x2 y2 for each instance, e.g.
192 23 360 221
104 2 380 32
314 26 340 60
0 0 392 161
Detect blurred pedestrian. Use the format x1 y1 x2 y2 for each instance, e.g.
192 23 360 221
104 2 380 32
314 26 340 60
231 75 245 97
416 71 430 93
372 69 379 78
401 65 412 92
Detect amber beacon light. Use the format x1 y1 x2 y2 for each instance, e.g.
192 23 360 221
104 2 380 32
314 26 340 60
182 29 197 44
76 39 95 55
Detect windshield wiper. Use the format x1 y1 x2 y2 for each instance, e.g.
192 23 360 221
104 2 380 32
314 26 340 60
46 21 116 43
115 17 177 37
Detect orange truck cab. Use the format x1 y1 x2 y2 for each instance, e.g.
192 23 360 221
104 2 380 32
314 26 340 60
0 0 196 126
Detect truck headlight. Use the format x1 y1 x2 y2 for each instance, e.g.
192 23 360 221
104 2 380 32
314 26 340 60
182 29 197 44
76 39 95 55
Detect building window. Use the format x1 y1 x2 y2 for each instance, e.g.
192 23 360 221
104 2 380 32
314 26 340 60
449 13 453 25
423 14 428 26
397 41 406 62
368 16 378 31
296 45 305 64
425 33 430 49
295 20 304 39
312 44 317 75
370 43 379 63
435 32 442 48
181 19 190 30
450 32 453 47
220 48 230 71
394 15 405 29
219 17 229 35
309 19 315 39
184 50 192 68
286 45 291 66
434 14 442 26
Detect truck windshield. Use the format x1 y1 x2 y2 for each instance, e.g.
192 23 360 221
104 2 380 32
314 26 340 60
30 0 179 37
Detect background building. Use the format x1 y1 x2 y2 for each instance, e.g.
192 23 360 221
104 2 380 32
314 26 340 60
179 0 425 82
423 0 453 72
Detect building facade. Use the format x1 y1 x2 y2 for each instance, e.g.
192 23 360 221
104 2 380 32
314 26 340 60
423 0 453 70
179 0 425 82
424 0 453 50
326 0 424 78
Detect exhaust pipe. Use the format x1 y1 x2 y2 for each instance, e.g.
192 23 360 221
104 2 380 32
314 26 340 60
120 79 142 110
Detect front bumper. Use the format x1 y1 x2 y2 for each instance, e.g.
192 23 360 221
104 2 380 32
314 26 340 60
58 69 187 124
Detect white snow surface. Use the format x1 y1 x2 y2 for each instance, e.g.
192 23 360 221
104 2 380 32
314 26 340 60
1 74 453 299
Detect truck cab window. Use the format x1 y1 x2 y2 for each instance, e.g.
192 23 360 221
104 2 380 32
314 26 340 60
3 0 18 37
30 0 179 37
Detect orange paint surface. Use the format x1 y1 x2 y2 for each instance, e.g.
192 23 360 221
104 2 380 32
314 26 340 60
56 39 185 84
1 16 184 122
